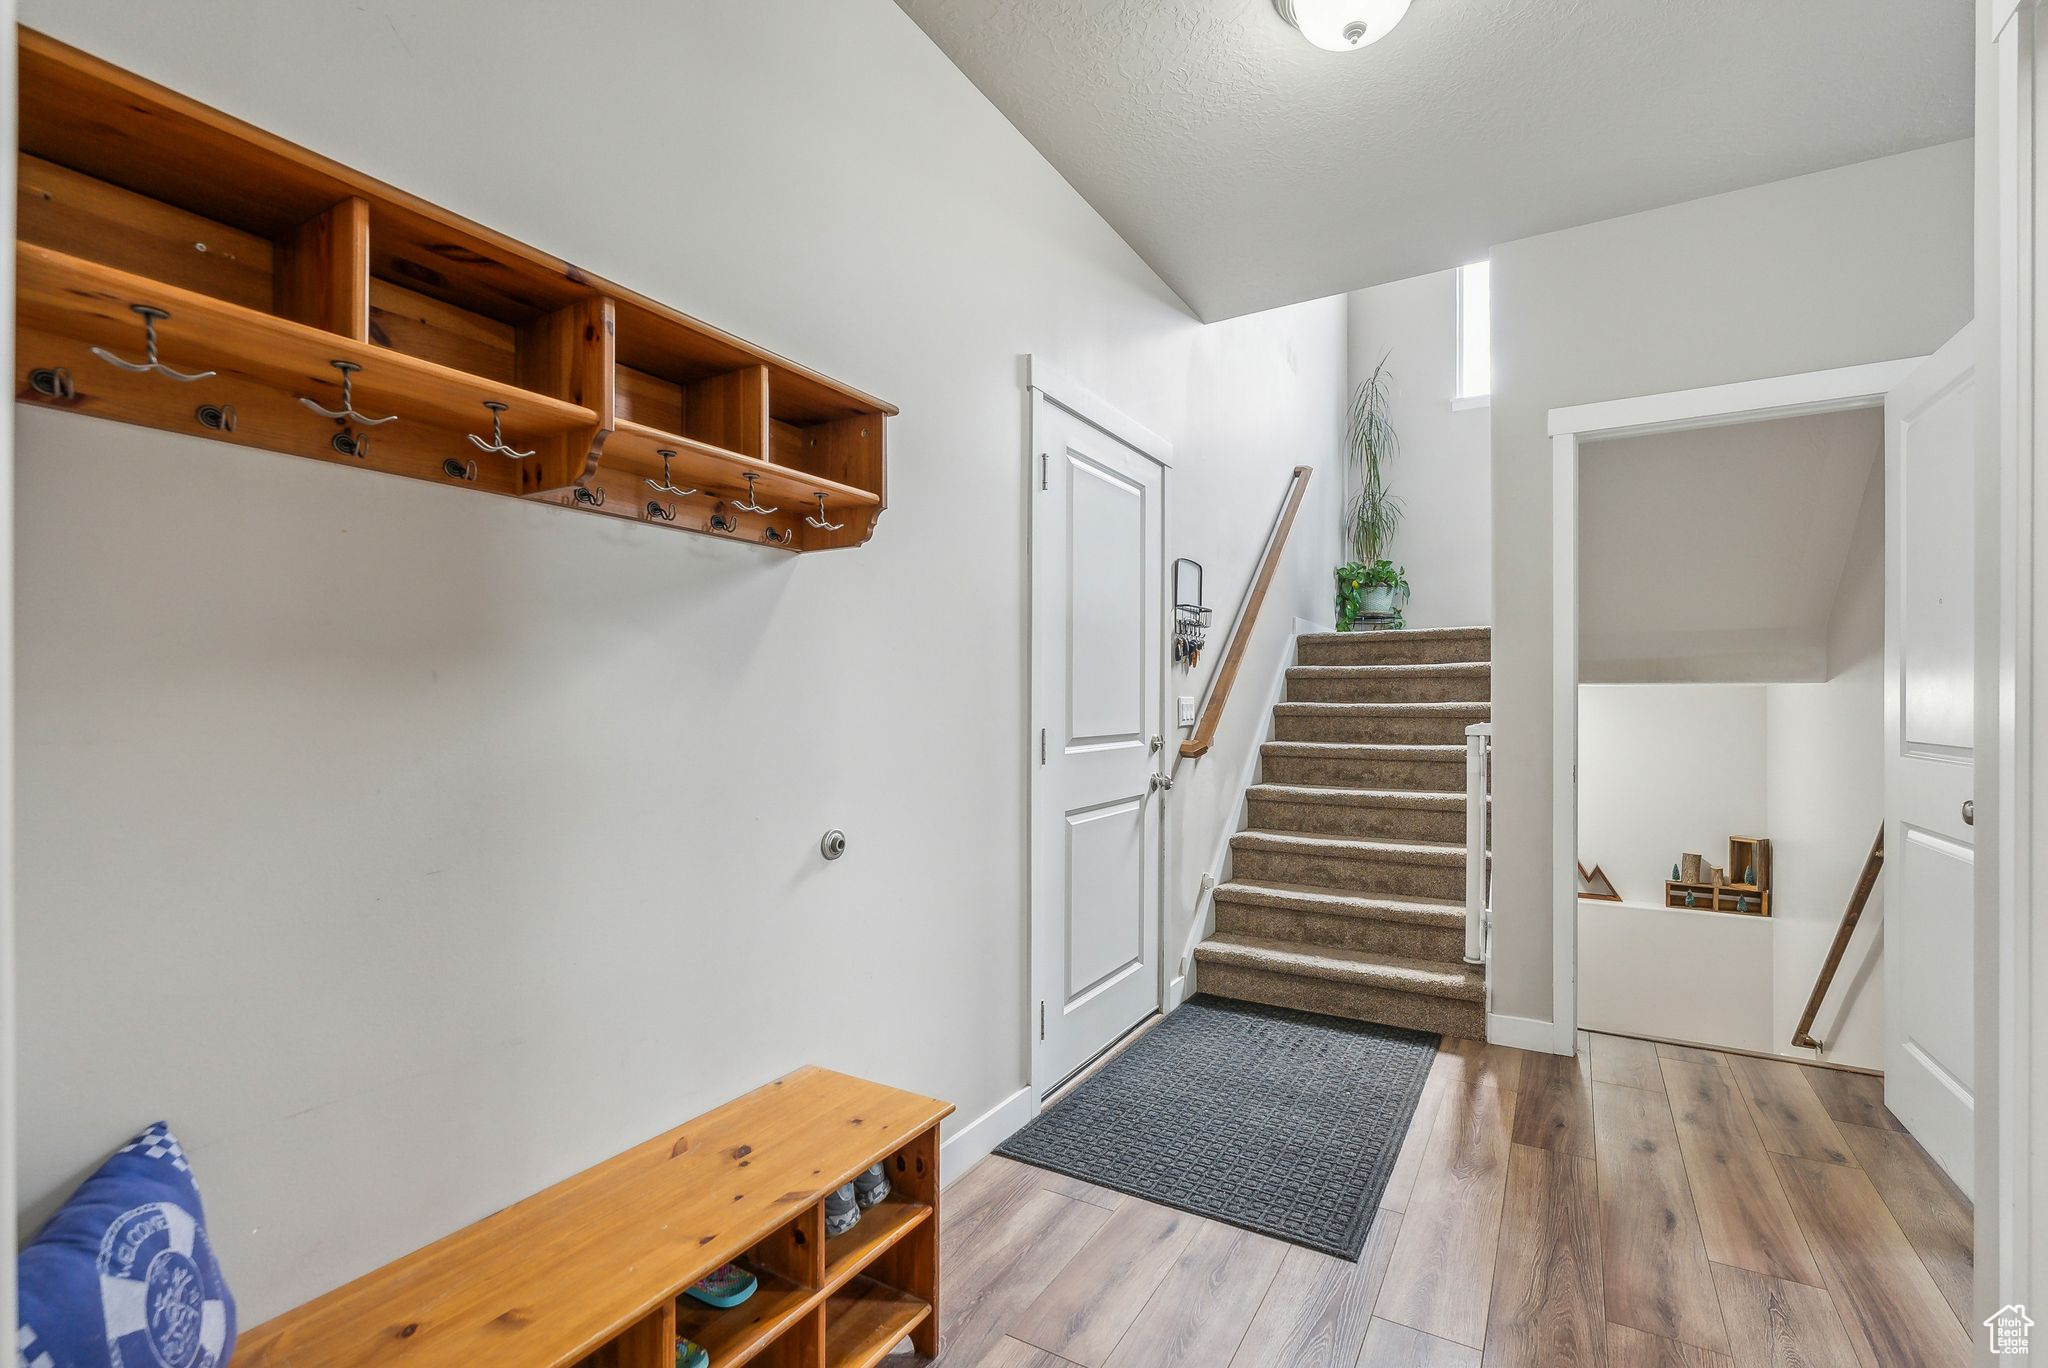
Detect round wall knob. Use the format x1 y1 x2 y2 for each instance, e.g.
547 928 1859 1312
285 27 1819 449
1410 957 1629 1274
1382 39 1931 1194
820 829 847 860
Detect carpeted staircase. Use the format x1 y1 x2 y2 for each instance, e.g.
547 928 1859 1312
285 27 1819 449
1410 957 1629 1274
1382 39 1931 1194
1192 626 1490 1040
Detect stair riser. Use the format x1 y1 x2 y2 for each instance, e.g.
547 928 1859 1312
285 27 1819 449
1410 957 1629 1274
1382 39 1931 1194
1297 635 1490 667
1213 899 1466 960
1247 796 1465 843
1274 713 1483 746
1197 963 1485 1040
1287 673 1492 705
1262 754 1466 789
1230 847 1466 901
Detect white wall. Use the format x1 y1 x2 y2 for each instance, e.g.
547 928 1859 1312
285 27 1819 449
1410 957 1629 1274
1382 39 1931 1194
1344 271 1492 628
1766 457 1887 1069
1578 684 1769 906
10 0 1348 1323
1577 900 1775 1053
1488 140 1975 1025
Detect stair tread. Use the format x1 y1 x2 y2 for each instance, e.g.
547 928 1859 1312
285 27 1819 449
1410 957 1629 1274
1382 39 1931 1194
1247 784 1469 809
1298 626 1491 642
1194 933 1484 1000
1274 701 1491 716
1213 879 1466 924
1288 662 1492 677
1261 740 1466 757
1231 830 1475 868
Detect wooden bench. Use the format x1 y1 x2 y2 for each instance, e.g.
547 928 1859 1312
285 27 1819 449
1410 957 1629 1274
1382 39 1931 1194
234 1067 952 1368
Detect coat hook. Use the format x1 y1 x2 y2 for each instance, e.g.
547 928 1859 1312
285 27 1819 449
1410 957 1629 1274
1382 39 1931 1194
645 449 699 497
27 366 74 400
195 403 236 433
442 457 479 482
644 498 678 523
709 505 738 533
733 472 777 515
300 360 398 426
762 526 794 545
91 304 216 382
331 429 371 460
804 493 844 531
573 485 605 507
468 401 536 459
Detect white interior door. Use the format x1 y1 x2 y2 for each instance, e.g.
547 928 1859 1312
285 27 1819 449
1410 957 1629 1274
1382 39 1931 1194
1884 325 1977 1194
1030 397 1165 1093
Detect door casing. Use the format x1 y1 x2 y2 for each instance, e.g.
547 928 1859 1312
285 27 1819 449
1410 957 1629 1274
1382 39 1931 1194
1025 357 1174 1102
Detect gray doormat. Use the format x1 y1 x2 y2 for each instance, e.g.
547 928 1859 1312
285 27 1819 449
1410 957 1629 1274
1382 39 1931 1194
996 995 1439 1260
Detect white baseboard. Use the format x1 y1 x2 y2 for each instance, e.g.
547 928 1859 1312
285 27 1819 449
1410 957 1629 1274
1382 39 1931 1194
939 1085 1035 1187
1487 1012 1569 1055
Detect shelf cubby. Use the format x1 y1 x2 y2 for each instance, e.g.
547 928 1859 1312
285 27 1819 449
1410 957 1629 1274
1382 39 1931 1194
15 25 895 550
824 1278 933 1368
823 1195 934 1291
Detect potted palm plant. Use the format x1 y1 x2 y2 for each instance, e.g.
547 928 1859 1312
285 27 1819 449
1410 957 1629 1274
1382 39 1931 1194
1336 357 1407 630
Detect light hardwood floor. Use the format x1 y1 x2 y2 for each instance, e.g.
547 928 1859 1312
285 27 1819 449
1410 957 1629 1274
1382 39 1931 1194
925 1034 1973 1367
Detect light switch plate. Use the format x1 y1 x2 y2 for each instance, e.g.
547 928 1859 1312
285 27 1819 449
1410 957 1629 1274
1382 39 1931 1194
1177 695 1196 727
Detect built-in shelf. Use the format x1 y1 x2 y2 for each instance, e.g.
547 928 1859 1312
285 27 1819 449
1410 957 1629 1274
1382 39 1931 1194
824 1278 934 1368
13 25 894 550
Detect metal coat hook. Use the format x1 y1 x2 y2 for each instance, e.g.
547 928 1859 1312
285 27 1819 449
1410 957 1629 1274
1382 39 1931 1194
733 472 777 515
300 360 397 426
644 498 678 523
645 449 699 497
442 457 479 483
468 401 536 460
709 506 739 534
27 366 75 400
195 403 237 433
573 485 606 507
762 526 793 545
332 429 371 460
92 305 216 382
804 493 844 531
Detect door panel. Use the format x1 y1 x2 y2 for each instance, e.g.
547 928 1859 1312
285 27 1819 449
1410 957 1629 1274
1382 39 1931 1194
1031 398 1165 1091
1065 799 1145 998
1883 326 1977 1195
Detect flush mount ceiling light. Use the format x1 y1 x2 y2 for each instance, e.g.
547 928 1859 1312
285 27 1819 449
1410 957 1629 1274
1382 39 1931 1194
1274 0 1413 51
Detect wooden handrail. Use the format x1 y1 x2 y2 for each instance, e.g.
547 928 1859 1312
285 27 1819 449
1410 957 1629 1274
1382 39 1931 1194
1180 465 1312 759
1791 825 1885 1051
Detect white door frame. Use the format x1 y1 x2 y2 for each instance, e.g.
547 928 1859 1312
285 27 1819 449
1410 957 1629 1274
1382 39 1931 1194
1544 358 1924 1060
1025 357 1174 1102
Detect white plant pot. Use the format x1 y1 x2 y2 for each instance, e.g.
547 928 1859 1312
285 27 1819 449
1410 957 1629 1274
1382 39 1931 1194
1363 585 1398 615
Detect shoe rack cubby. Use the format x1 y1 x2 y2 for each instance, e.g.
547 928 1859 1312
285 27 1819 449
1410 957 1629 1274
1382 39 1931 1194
233 1067 952 1368
13 27 894 552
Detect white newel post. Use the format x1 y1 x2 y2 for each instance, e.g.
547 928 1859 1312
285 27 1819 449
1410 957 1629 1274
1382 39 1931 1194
1465 722 1493 966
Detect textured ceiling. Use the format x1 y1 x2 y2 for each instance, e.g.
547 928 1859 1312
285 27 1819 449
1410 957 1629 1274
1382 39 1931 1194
894 0 1974 320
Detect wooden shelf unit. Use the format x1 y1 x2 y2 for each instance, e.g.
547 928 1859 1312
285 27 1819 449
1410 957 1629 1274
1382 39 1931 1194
1664 835 1773 916
14 27 894 551
231 1067 950 1368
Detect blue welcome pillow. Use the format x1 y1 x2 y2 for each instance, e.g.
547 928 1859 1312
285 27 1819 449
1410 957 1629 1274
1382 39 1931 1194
17 1123 236 1368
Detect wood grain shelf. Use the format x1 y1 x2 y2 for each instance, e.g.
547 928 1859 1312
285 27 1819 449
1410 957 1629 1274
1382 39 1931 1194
823 1278 933 1368
674 1269 815 1368
232 1067 950 1368
823 1196 934 1291
14 25 894 550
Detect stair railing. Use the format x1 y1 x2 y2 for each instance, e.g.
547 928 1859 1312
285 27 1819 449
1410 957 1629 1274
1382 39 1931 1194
1178 465 1313 762
1465 722 1493 965
1790 825 1885 1051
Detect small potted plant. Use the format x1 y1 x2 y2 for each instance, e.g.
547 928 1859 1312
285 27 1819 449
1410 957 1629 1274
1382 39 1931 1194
1336 559 1410 630
1337 356 1406 629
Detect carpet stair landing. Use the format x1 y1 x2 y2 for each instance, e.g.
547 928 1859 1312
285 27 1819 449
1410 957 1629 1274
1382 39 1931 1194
1194 626 1491 1040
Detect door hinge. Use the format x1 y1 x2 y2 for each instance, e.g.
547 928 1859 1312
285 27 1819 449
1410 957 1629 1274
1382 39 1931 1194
1040 728 1047 764
1040 453 1049 490
1040 1001 1047 1040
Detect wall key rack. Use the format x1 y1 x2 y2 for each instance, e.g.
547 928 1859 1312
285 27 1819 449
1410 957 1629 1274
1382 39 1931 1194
12 27 895 551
